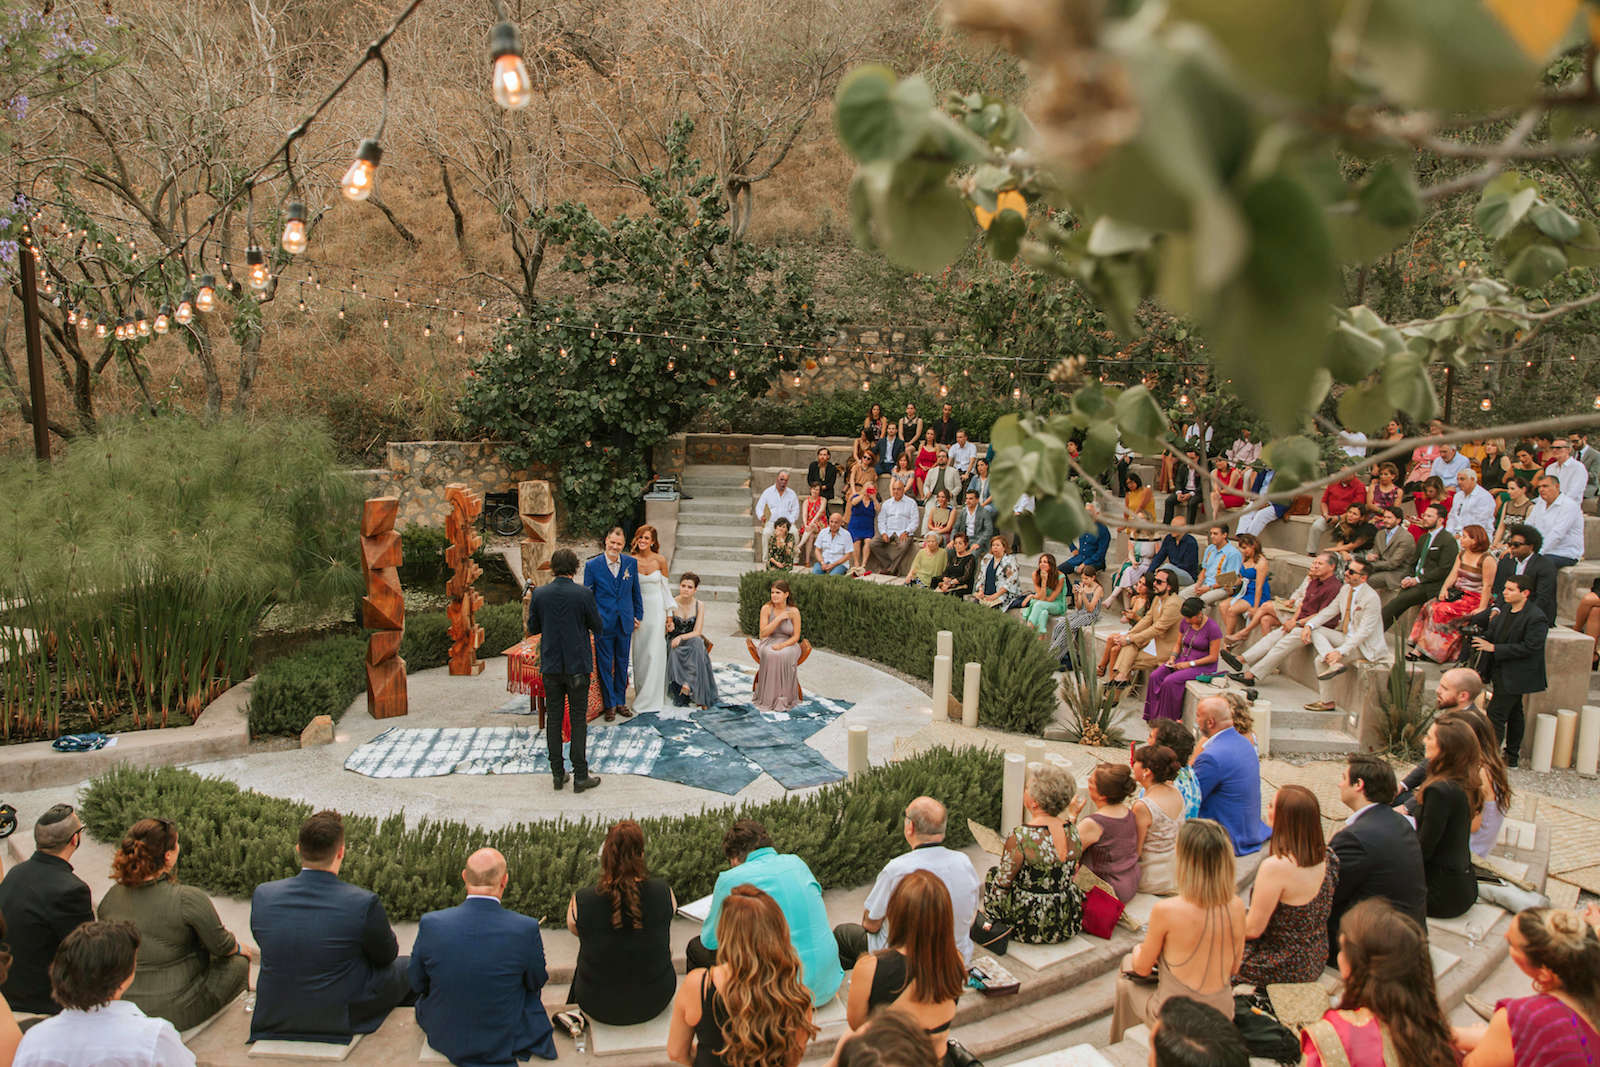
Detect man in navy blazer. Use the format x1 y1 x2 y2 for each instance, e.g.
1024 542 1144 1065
528 548 604 792
1191 695 1271 885
1326 754 1427 966
250 811 414 1044
582 526 643 722
410 848 556 1066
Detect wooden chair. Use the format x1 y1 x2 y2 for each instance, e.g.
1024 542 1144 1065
747 637 813 702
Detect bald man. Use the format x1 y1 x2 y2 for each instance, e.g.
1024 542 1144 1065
1393 668 1485 816
832 796 980 969
409 848 556 1065
1191 696 1271 887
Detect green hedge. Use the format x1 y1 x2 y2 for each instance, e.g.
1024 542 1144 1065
246 601 527 737
79 747 1002 924
738 572 1056 735
694 386 1049 441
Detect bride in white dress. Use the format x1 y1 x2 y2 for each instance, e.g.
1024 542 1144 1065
630 526 671 713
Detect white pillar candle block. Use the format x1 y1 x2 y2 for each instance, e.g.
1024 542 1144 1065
1252 699 1272 760
1577 705 1600 777
962 662 981 728
1002 752 1026 837
932 655 952 719
1531 714 1558 774
936 630 953 660
847 725 869 782
1025 739 1047 769
1553 709 1579 770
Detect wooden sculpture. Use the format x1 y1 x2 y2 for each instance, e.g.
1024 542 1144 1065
445 484 486 676
518 479 557 587
361 497 408 718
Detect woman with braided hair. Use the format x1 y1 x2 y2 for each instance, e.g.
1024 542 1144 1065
568 820 676 1026
1454 907 1600 1066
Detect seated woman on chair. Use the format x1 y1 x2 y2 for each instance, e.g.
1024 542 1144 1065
752 579 805 712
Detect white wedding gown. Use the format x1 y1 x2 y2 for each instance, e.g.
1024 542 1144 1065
631 569 671 713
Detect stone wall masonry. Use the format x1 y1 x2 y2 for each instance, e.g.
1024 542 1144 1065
383 441 550 527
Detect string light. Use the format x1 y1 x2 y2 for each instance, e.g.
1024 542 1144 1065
1480 396 1492 411
195 275 218 313
135 309 151 337
175 295 194 325
341 139 381 201
488 22 533 110
154 306 171 334
94 321 107 339
246 246 270 290
281 201 308 255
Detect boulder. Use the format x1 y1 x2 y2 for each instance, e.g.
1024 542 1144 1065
300 715 334 748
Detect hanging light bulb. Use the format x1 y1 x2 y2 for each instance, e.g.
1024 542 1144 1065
666 358 675 371
608 355 617 366
1479 396 1491 412
78 314 93 336
1012 385 1022 400
246 247 270 291
66 307 77 326
195 275 218 313
113 319 125 341
135 309 151 337
861 379 870 392
154 306 171 334
792 373 801 386
382 316 390 329
423 323 432 337
341 139 382 201
489 22 533 109
455 330 465 345
939 383 949 398
95 320 108 339
337 303 346 320
729 368 737 380
280 201 308 254
175 295 194 324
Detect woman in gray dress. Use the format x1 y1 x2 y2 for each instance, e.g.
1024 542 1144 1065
754 579 803 712
667 573 718 709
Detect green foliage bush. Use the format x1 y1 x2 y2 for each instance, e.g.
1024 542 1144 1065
738 571 1055 734
247 601 527 736
695 385 1031 442
79 746 1002 924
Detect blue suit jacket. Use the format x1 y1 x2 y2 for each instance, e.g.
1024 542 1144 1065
410 898 556 1066
583 553 643 634
1063 523 1110 571
249 869 399 1042
1192 728 1272 856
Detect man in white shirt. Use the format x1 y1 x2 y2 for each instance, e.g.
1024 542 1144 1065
831 797 980 968
866 480 921 575
1430 443 1470 488
1528 474 1586 568
755 471 799 538
1544 438 1590 504
14 919 196 1067
1444 468 1496 537
1338 429 1369 458
810 511 853 576
948 429 977 475
1303 559 1391 711
1225 429 1261 467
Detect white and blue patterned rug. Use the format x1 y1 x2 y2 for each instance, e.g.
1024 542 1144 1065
342 664 850 794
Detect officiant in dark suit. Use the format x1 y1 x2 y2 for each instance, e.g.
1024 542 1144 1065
529 548 605 792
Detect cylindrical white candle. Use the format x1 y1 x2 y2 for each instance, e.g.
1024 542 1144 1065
962 662 981 728
933 654 952 721
847 724 869 782
1025 739 1047 769
1002 752 1026 837
1577 705 1600 776
936 630 953 659
1252 699 1272 760
1553 709 1579 770
1531 714 1558 774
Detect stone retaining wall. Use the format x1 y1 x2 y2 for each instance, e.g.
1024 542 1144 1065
370 441 552 527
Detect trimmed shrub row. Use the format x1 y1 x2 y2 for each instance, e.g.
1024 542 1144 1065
79 746 1003 924
246 601 527 737
738 571 1056 735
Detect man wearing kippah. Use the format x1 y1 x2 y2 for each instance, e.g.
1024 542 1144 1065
0 803 94 1014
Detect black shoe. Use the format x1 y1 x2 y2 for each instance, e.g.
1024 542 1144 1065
574 774 602 793
552 770 567 791
1245 687 1259 702
1220 649 1243 671
1227 671 1255 685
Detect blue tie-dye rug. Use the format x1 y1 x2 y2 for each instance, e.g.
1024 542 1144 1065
342 664 850 794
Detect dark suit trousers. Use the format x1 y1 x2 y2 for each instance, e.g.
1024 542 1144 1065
594 628 630 709
546 672 591 777
1487 687 1527 765
350 957 416 1034
1381 582 1439 630
1162 492 1201 525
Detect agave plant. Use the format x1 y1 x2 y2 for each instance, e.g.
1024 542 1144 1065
1057 627 1129 748
1376 629 1431 761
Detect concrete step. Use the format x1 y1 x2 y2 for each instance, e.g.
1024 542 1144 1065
1271 725 1362 755
678 498 753 517
1271 705 1356 732
676 524 755 547
1557 560 1600 620
665 558 761 581
681 464 749 487
673 544 756 563
696 583 742 603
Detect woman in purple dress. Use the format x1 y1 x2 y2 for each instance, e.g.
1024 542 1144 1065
1453 907 1600 1067
1142 598 1222 723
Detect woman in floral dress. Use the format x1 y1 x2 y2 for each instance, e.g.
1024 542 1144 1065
981 765 1087 944
1408 525 1494 663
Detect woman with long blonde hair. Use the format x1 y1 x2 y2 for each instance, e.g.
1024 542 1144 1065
668 885 818 1067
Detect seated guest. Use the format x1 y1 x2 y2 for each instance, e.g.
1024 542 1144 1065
1227 428 1262 467
1408 478 1454 538
1303 558 1389 713
1142 597 1222 724
1181 525 1241 606
1145 517 1199 587
834 797 980 969
1098 574 1154 682
921 489 955 540
0 804 94 1016
846 477 879 571
1416 719 1480 919
1131 745 1186 895
1367 460 1404 512
568 822 676 1027
1061 516 1110 572
1150 719 1203 819
1070 764 1142 903
412 848 555 1064
909 428 936 484
1106 568 1182 688
250 810 414 1044
1325 503 1377 560
922 449 963 504
1307 472 1368 554
1163 448 1206 525
831 1009 939 1067
1048 564 1106 666
890 453 918 499
843 872 965 1065
1359 505 1416 592
1407 523 1493 664
1190 696 1271 882
12 920 194 1067
1212 458 1251 511
1224 552 1342 684
1445 468 1496 538
1394 668 1485 814
1238 786 1338 986
1528 473 1585 569
971 535 1020 609
1382 504 1459 630
849 431 876 485
668 573 718 710
866 480 921 576
901 532 947 588
951 490 995 557
1493 476 1536 547
981 766 1087 944
753 580 803 713
1302 899 1456 1067
766 516 797 571
1110 820 1245 1043
0 916 19 1063
1217 533 1270 644
806 447 839 501
935 531 976 596
1486 522 1557 622
1152 996 1249 1067
1235 467 1290 539
899 403 924 451
668 886 817 1067
811 511 854 576
797 484 829 557
1020 553 1069 636
1327 755 1427 965
948 429 976 475
1457 710 1510 858
96 818 252 1031
1433 442 1472 489
689 821 843 1007
877 422 906 476
1452 908 1600 1067
755 471 799 543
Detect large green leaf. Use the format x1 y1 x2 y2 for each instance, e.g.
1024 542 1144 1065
1168 0 1338 101
1262 435 1320 492
1362 0 1541 111
1381 352 1440 421
1114 386 1169 453
986 209 1027 262
1034 492 1093 545
1505 242 1567 288
1337 380 1395 434
1359 161 1421 228
989 414 1024 453
834 66 931 164
1078 420 1121 477
1476 186 1537 240
1530 201 1581 242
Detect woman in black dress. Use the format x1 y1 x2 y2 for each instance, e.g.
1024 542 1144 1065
1416 719 1481 919
935 531 976 596
568 820 678 1025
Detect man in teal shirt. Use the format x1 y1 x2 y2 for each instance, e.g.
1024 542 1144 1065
685 820 844 1007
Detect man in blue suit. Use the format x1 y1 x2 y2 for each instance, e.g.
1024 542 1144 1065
410 848 556 1066
1191 695 1271 888
582 526 643 723
250 811 414 1044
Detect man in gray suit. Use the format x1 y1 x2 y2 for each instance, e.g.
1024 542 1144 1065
952 489 995 547
1359 505 1416 592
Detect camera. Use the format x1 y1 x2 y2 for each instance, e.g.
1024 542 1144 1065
0 804 16 840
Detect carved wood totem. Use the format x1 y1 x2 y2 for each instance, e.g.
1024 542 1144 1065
445 484 486 676
360 497 408 718
518 480 557 587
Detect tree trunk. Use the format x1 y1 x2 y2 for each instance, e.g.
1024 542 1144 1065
233 329 263 414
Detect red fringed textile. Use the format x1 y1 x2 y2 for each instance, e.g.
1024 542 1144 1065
503 635 606 742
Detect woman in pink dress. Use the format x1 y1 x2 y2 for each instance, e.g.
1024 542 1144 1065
1405 420 1444 492
1453 907 1600 1067
753 579 803 712
1408 525 1494 663
1302 898 1456 1067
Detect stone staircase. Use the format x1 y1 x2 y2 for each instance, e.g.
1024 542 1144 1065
672 464 761 603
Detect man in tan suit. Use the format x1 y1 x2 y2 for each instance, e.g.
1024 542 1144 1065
1105 568 1182 686
1303 558 1392 711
